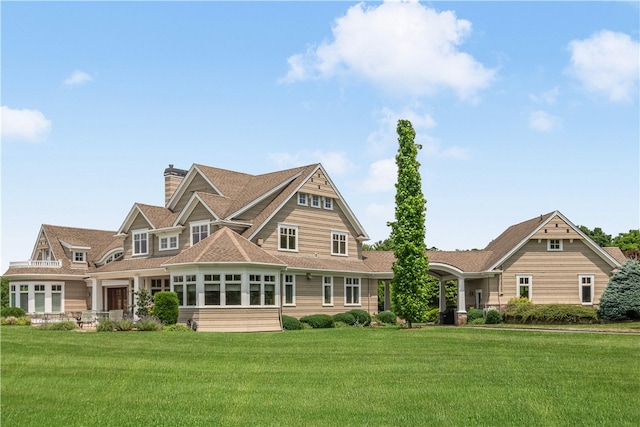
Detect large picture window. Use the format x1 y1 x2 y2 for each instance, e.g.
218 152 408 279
279 224 298 252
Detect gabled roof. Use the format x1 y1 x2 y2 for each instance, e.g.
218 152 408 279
163 227 285 267
117 203 177 234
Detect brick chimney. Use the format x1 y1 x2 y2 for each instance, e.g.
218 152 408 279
164 164 187 205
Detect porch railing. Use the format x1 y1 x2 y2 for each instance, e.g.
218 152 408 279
9 260 62 268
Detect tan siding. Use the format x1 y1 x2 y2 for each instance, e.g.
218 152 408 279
299 169 337 197
174 203 215 252
174 173 217 212
281 275 378 318
123 213 153 258
65 281 88 312
254 197 360 259
531 216 581 239
500 240 614 305
178 307 281 332
236 194 279 221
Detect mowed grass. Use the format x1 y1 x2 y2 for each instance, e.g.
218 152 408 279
2 326 639 426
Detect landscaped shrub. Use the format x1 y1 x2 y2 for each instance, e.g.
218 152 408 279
599 259 640 321
153 292 179 325
468 317 485 325
375 311 397 325
41 321 77 331
425 307 439 323
333 312 356 325
135 317 163 331
466 308 484 323
504 297 534 323
347 309 371 326
300 314 334 329
2 316 18 325
1 307 26 318
282 315 303 330
485 309 503 324
115 318 135 331
16 316 31 326
96 318 116 332
163 324 193 332
522 304 599 324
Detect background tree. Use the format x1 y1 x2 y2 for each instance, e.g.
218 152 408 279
578 225 612 247
389 120 430 327
1 277 9 309
612 229 640 257
363 238 394 251
599 259 640 321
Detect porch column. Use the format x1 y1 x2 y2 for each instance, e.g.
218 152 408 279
384 280 391 312
91 279 103 311
438 279 446 324
132 275 140 319
456 278 467 326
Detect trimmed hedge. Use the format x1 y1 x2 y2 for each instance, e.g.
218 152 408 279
522 304 598 324
282 315 303 330
467 308 484 323
504 297 534 323
300 314 334 329
485 309 503 324
347 309 371 326
153 292 179 325
375 311 397 325
333 312 356 325
1 307 26 318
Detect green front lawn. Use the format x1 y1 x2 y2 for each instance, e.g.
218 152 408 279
2 326 638 426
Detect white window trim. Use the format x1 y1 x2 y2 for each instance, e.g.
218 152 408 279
158 233 179 251
579 274 595 305
322 276 334 306
132 229 149 256
331 230 348 256
283 274 296 306
297 193 308 206
547 239 563 251
9 282 65 314
73 251 86 262
323 197 333 210
344 277 361 306
190 220 210 246
310 195 321 208
516 274 533 300
278 223 298 252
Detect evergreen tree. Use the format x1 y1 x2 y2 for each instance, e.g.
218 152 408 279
389 120 430 327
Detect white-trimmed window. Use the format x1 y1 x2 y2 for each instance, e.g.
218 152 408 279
51 284 62 312
40 249 51 261
173 274 197 306
34 285 46 312
579 274 595 305
250 274 276 306
284 274 295 306
279 224 298 252
173 275 184 306
345 277 361 306
10 283 64 313
322 276 333 306
516 275 532 300
10 285 29 312
225 274 242 306
324 197 333 210
73 251 86 262
159 234 179 251
310 195 320 208
547 239 563 251
151 278 170 296
298 193 307 206
331 231 348 256
204 274 221 305
132 230 149 255
191 221 209 245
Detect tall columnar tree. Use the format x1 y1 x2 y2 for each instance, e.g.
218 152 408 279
389 119 430 327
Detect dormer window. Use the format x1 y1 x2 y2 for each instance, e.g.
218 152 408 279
159 234 179 251
39 249 51 261
310 195 320 208
133 230 149 255
547 239 563 251
298 193 307 206
73 251 86 262
190 221 209 246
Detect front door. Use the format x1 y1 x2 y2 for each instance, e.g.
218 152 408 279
107 287 128 311
475 290 483 309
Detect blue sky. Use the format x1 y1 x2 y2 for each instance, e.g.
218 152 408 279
2 1 639 272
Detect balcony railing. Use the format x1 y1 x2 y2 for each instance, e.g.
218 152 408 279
9 260 62 268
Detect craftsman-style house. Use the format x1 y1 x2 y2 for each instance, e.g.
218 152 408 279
4 163 626 329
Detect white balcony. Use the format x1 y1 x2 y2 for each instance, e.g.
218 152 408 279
9 260 62 268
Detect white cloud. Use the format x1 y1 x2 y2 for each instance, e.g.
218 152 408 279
268 150 354 177
63 70 93 86
529 110 560 132
281 0 495 100
1 106 52 143
361 158 397 193
529 86 560 105
567 30 639 102
367 105 437 155
365 202 395 222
